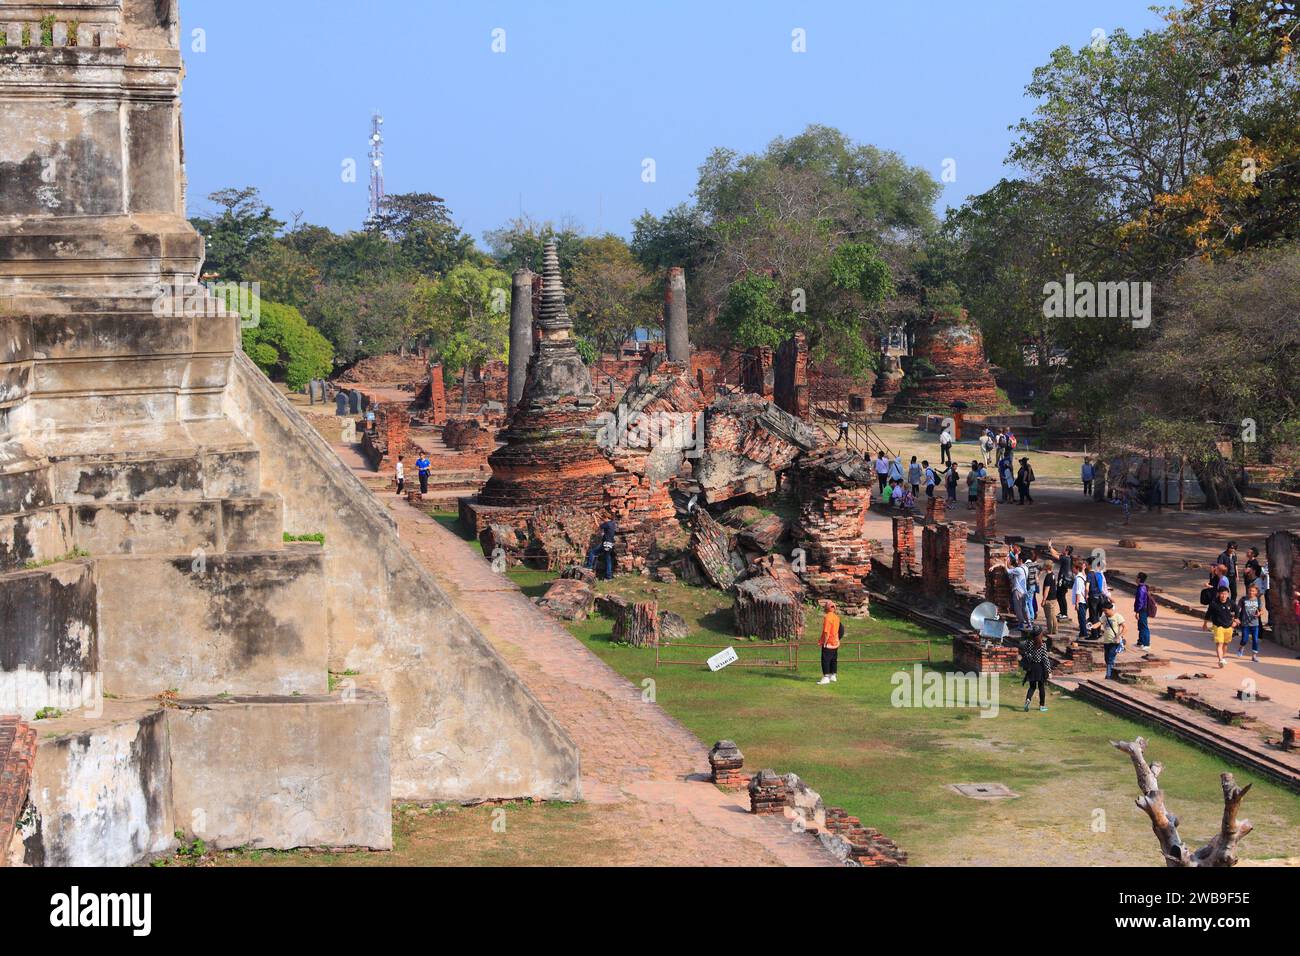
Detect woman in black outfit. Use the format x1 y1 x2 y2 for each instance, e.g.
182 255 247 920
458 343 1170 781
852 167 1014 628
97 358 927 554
1022 632 1052 712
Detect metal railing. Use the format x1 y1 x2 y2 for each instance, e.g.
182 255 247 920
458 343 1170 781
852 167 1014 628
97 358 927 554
654 638 932 670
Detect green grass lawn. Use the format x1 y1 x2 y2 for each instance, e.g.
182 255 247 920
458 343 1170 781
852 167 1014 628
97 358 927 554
434 510 1300 865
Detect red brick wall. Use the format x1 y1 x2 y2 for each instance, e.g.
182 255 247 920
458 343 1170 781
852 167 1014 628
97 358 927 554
892 515 916 579
0 716 37 864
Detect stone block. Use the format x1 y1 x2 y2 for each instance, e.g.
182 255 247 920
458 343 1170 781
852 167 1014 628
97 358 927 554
167 692 392 851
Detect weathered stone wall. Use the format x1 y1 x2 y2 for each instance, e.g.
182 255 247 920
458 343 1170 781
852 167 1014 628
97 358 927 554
225 354 581 801
168 692 392 851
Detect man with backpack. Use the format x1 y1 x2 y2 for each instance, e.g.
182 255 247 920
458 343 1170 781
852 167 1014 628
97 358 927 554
939 425 954 465
1133 571 1157 649
1216 541 1239 602
1086 559 1109 624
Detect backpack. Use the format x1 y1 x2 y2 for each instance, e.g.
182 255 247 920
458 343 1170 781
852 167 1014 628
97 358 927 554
1146 591 1158 618
1199 586 1216 606
1009 434 1018 449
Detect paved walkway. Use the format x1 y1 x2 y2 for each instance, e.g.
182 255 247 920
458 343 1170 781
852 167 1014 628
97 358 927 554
375 486 835 867
869 486 1300 732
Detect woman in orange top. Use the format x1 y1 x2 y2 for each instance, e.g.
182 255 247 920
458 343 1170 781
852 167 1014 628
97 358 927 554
817 601 844 685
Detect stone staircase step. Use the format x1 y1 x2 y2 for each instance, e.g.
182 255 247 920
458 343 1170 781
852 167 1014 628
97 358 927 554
70 494 284 557
0 504 74 574
96 546 330 698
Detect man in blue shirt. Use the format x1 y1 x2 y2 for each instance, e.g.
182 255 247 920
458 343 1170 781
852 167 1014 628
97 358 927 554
416 455 431 495
585 518 619 580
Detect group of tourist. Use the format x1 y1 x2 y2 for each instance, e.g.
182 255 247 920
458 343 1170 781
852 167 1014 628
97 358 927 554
1200 541 1272 666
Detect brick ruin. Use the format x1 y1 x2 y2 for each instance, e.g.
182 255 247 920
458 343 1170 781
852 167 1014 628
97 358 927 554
0 0 577 866
791 450 879 616
0 717 36 865
883 310 1001 422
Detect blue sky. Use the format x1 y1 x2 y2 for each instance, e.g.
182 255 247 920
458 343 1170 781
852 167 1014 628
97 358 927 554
182 0 1167 242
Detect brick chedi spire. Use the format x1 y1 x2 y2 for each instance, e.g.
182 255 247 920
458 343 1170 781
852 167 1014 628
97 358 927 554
476 241 614 509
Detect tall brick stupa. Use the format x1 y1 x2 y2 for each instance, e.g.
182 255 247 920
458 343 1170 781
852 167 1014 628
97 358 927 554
476 241 614 510
884 310 1001 422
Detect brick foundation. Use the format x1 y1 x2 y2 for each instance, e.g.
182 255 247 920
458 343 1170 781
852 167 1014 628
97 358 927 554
953 635 1021 674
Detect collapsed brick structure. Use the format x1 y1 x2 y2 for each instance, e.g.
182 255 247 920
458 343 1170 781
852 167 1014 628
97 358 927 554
0 717 36 865
734 572 806 640
792 450 879 616
885 310 1001 422
694 393 821 504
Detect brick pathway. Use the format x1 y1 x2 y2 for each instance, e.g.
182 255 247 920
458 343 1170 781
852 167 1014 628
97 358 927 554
380 489 835 867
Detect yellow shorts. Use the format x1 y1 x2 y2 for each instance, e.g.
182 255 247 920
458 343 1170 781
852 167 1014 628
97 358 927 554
1212 626 1234 645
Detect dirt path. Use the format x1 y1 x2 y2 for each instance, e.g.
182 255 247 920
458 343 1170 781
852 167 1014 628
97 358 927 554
380 491 835 867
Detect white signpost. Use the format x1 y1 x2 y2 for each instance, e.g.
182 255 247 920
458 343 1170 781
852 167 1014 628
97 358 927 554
707 647 739 672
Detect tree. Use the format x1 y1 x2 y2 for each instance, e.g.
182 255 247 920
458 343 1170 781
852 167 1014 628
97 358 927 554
190 187 284 281
239 297 334 389
369 192 475 276
484 215 587 274
245 241 319 310
568 235 659 355
420 262 511 413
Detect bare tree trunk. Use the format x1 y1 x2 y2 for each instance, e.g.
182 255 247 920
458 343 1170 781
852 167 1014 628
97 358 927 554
1112 737 1253 867
1190 450 1246 510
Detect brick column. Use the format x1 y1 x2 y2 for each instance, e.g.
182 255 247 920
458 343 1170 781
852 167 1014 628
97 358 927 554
920 524 942 596
428 363 448 426
892 514 916 579
925 495 945 525
664 266 690 364
975 480 997 540
943 521 968 589
983 540 1011 613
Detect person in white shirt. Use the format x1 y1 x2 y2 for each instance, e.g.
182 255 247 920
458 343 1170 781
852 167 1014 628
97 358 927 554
1008 554 1030 629
1071 560 1089 638
394 459 405 495
939 426 953 465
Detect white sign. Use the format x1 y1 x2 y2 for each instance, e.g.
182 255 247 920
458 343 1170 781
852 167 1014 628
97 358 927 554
707 647 739 672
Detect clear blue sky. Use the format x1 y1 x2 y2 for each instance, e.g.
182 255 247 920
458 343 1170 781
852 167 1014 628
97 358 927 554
182 0 1166 242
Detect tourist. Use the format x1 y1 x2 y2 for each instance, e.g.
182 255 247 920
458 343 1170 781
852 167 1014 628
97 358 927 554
1202 587 1238 668
979 429 995 466
584 517 619 580
394 458 405 495
1072 559 1089 638
416 453 431 495
908 456 922 497
966 461 981 510
1133 572 1153 649
1237 584 1263 662
1245 547 1268 624
1022 632 1052 712
1090 600 1127 679
1015 457 1035 505
838 419 850 445
1046 541 1074 621
939 424 954 465
1040 562 1058 637
944 461 959 502
889 454 905 486
874 451 890 492
898 484 916 513
1081 458 1094 496
1217 541 1239 602
1008 553 1030 630
922 460 937 498
998 455 1014 503
881 478 896 505
817 601 843 685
